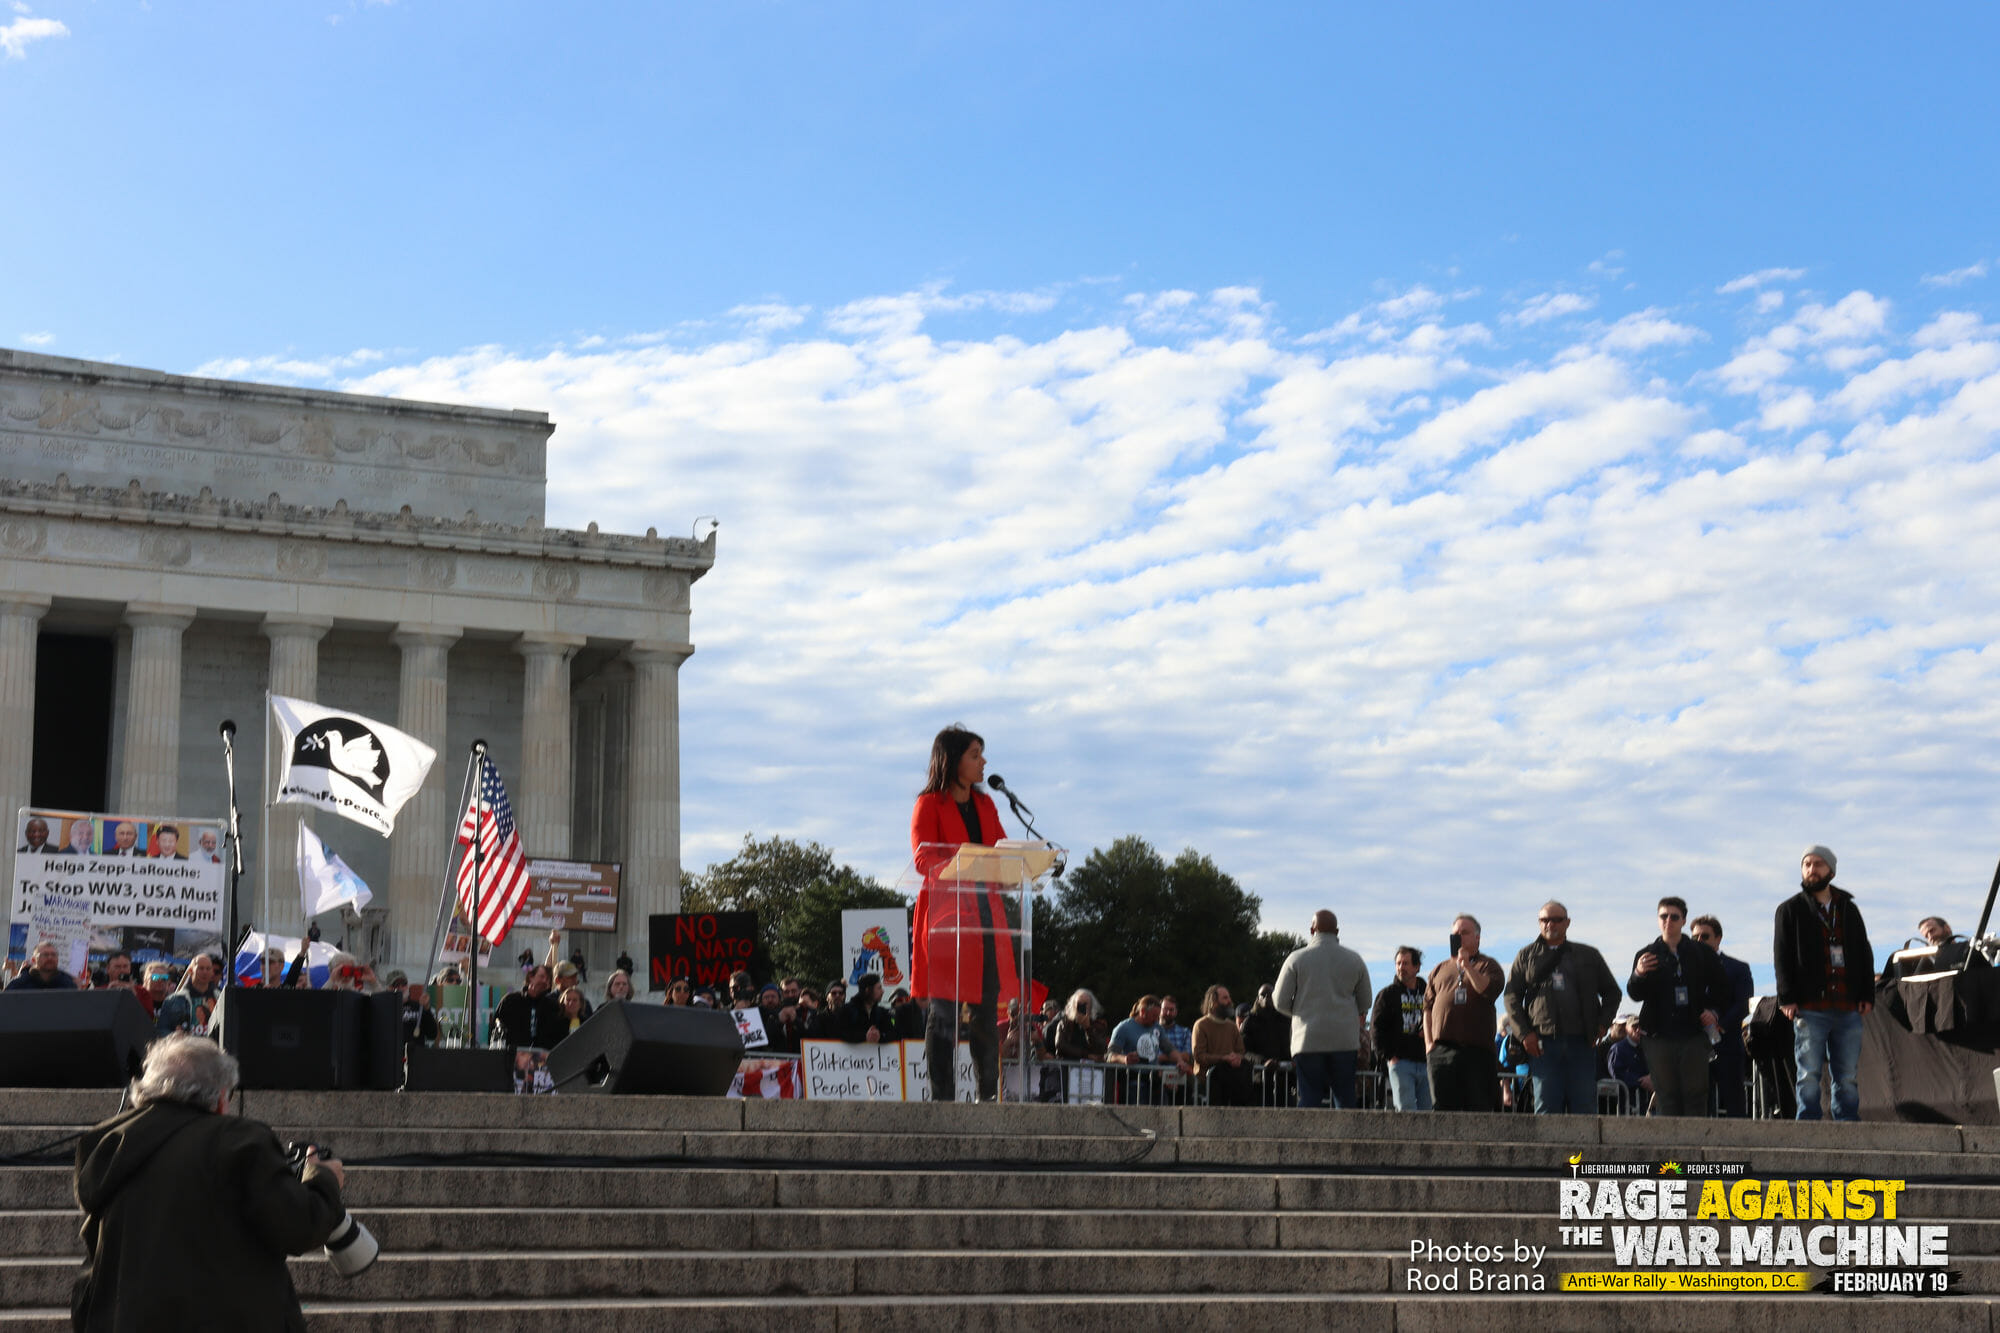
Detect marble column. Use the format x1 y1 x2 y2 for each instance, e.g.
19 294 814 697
515 632 584 862
387 624 460 976
119 603 197 814
261 614 332 939
622 640 692 972
0 594 52 888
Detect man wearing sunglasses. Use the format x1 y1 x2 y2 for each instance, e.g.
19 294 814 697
1627 896 1728 1117
1504 902 1622 1115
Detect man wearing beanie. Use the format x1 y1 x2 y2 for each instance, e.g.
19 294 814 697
1773 845 1874 1121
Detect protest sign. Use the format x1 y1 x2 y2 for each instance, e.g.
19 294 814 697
839 907 909 988
28 887 92 974
899 1039 978 1103
647 911 758 990
10 808 226 964
800 1039 905 1100
516 860 621 933
734 1005 770 1049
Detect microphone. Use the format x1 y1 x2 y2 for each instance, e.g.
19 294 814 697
987 774 1033 817
219 719 236 739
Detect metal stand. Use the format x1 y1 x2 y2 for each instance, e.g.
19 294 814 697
219 719 245 979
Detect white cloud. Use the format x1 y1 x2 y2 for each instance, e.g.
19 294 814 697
203 273 2000 992
0 13 66 58
1598 309 1703 353
728 302 808 334
191 348 387 382
1510 291 1596 326
18 331 53 346
1922 261 1989 288
1717 267 1806 294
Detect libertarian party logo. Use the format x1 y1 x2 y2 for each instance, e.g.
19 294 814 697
292 719 390 801
270 695 437 837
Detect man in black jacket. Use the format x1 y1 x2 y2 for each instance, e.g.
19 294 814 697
492 964 565 1051
1774 845 1873 1122
833 973 896 1044
1690 915 1755 1117
1370 947 1431 1110
72 1033 345 1331
1627 895 1728 1117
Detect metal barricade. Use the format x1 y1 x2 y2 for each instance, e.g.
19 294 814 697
1023 1058 1207 1106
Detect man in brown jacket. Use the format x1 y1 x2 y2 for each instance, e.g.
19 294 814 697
1424 913 1506 1112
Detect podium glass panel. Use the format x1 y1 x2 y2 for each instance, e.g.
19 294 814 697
897 838 1061 1101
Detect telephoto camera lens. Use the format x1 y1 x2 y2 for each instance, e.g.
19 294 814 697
284 1142 380 1276
322 1212 380 1277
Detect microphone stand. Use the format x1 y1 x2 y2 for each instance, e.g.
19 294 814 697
219 721 245 980
987 776 1065 1099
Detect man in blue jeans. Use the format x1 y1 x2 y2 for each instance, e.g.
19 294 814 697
1773 845 1874 1121
1503 900 1623 1114
1273 910 1373 1108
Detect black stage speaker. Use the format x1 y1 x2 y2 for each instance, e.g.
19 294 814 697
0 990 153 1087
405 1046 514 1092
213 988 396 1090
545 1001 743 1095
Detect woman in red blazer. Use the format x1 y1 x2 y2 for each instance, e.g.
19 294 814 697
910 724 1016 1101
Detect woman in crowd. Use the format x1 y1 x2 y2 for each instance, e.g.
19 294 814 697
662 978 693 1006
910 724 1023 1102
554 985 589 1043
1048 989 1108 1062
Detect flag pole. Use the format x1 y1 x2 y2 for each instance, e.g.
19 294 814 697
468 740 488 1048
426 746 482 1034
260 690 272 950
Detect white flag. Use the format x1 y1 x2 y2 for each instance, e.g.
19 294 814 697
271 695 436 836
298 823 373 919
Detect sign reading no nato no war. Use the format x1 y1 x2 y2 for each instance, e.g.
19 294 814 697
647 911 758 990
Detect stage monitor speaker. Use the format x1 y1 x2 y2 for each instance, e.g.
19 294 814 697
545 1001 743 1095
0 990 153 1087
357 990 403 1091
213 988 368 1090
405 1046 514 1092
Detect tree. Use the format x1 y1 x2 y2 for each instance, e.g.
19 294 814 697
1034 835 1302 1017
681 834 907 984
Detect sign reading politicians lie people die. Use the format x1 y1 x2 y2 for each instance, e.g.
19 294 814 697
11 808 226 947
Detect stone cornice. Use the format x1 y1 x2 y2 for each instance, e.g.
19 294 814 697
0 476 714 576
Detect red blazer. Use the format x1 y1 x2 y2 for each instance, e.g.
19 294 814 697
909 790 1022 1005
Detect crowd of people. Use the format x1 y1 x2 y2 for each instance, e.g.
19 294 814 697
5 844 1983 1122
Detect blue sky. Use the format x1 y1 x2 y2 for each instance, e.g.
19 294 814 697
7 3 2000 998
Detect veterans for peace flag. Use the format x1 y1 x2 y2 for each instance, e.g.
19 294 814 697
298 823 373 919
270 695 437 836
456 753 532 943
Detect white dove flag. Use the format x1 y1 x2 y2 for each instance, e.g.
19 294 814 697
270 694 437 836
298 823 374 919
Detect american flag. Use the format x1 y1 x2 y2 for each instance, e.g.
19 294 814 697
456 754 532 942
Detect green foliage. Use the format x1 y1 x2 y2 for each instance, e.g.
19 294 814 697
1034 835 1301 1017
681 834 907 984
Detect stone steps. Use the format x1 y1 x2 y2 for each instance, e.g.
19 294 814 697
5 1090 1996 1326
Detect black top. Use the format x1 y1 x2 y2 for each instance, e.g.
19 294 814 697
957 797 985 845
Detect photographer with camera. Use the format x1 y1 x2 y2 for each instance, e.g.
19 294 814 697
72 1033 348 1330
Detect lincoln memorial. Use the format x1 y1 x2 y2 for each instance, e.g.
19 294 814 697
0 348 713 980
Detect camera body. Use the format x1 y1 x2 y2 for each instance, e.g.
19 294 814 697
282 1141 380 1278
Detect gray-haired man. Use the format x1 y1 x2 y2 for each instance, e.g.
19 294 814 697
72 1033 346 1329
